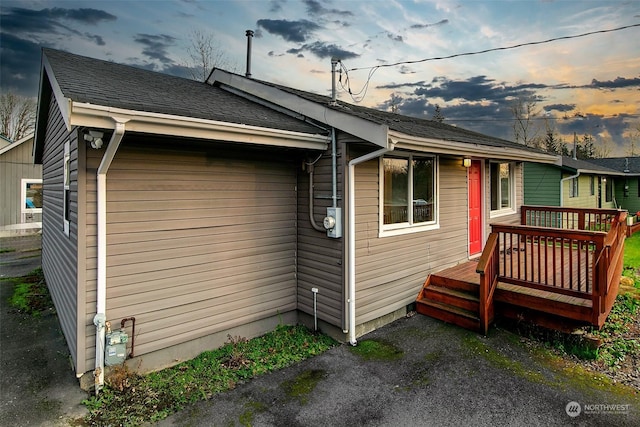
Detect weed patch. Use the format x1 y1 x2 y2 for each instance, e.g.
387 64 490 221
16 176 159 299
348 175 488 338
348 339 403 361
281 369 326 404
8 268 54 316
83 325 336 425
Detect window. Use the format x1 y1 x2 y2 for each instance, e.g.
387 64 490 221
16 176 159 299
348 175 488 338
590 176 595 196
21 179 43 213
63 141 70 235
569 177 579 198
490 162 514 214
381 154 437 234
605 178 613 203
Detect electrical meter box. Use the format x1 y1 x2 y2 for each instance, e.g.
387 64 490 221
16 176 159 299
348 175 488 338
105 329 129 366
325 207 342 238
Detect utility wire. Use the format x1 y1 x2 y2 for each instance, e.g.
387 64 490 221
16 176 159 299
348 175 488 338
340 23 640 101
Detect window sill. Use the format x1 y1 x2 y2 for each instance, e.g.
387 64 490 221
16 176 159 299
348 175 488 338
489 208 516 219
379 222 440 237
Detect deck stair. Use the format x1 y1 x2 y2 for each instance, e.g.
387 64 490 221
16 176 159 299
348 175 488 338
415 267 484 333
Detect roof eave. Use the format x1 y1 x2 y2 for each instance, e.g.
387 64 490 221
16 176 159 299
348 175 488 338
70 102 329 150
388 130 560 164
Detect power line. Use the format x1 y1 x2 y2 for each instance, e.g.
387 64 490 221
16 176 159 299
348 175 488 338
340 23 640 101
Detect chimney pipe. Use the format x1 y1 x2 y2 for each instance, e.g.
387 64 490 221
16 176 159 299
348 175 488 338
330 58 339 105
245 30 254 78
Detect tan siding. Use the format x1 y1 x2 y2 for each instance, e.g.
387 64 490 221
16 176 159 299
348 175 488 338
296 138 344 328
40 97 80 372
353 156 469 325
82 142 298 371
563 173 600 208
0 138 42 226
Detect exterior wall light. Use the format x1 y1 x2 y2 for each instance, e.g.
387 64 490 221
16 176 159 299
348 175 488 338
462 158 472 168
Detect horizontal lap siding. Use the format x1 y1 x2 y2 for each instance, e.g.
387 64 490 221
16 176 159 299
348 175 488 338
0 138 42 226
83 143 297 368
523 163 560 206
297 142 344 328
354 157 468 325
40 98 80 371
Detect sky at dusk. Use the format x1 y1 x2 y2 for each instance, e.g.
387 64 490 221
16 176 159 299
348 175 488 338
1 0 639 155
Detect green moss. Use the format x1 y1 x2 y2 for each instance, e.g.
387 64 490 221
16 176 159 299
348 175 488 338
348 339 404 361
462 335 550 385
281 369 325 405
8 268 54 316
0 248 16 254
238 401 267 427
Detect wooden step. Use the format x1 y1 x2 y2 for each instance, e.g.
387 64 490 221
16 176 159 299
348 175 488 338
421 285 479 313
416 298 481 332
428 274 479 293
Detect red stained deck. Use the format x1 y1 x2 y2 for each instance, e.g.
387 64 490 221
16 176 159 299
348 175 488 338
416 206 628 334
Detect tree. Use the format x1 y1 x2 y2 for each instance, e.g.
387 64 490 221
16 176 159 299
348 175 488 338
511 96 541 147
432 104 445 122
388 93 402 114
0 91 36 141
627 122 640 157
183 30 237 82
593 136 613 159
541 118 560 154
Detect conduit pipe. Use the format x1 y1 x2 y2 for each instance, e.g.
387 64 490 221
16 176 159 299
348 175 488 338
94 119 127 394
346 145 393 345
308 163 326 232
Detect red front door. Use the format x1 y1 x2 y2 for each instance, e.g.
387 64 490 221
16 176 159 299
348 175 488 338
468 160 482 255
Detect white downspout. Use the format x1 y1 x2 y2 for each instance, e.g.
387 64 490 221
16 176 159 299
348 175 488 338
93 119 127 394
560 171 580 207
346 145 393 345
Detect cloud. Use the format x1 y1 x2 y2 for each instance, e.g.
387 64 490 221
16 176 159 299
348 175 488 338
134 34 177 64
287 41 360 60
1 7 116 35
256 19 321 43
269 0 287 13
85 33 106 46
0 32 42 96
586 76 640 89
303 0 353 17
409 19 449 30
545 104 576 112
386 33 404 43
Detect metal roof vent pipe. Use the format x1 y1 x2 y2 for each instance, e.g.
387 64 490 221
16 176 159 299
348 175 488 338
330 58 339 106
245 29 254 78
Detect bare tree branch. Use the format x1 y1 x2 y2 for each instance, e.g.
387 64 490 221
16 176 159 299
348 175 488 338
0 91 36 141
183 30 237 82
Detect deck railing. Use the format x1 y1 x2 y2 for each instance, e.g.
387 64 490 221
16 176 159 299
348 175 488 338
478 206 627 329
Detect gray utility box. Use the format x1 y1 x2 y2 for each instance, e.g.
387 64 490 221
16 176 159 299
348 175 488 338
105 329 129 366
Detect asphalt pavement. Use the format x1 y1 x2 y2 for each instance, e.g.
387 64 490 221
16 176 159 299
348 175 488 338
1 234 639 426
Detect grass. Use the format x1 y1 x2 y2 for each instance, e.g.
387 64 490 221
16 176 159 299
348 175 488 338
8 267 55 316
83 325 336 426
624 232 640 270
348 339 404 361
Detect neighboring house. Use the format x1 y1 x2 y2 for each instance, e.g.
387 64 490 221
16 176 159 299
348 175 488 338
587 157 640 214
0 134 43 235
524 156 622 209
35 48 557 389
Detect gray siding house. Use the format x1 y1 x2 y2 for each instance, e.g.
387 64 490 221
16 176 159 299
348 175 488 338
35 49 557 389
0 134 42 234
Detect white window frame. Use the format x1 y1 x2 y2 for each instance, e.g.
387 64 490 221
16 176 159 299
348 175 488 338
21 179 43 214
489 161 516 218
63 140 70 236
379 154 440 237
569 177 579 198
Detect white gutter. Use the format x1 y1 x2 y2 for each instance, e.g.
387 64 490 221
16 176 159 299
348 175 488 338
69 102 328 151
346 143 395 345
560 171 580 207
93 119 127 394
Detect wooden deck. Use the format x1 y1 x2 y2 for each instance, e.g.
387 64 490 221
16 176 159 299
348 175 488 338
416 206 627 334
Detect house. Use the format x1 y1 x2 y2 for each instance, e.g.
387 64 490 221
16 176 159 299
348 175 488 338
0 134 42 235
524 155 623 209
35 48 558 390
587 157 640 214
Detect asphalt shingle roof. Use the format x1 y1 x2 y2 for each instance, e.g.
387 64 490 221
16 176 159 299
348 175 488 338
587 157 640 174
561 156 622 174
256 79 550 153
43 48 324 136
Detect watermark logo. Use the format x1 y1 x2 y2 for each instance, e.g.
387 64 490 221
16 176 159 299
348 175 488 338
566 401 581 418
566 401 631 417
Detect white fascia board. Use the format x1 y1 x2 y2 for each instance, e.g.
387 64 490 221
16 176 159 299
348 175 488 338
42 56 72 131
69 102 329 150
0 133 34 156
389 130 560 164
210 69 389 149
